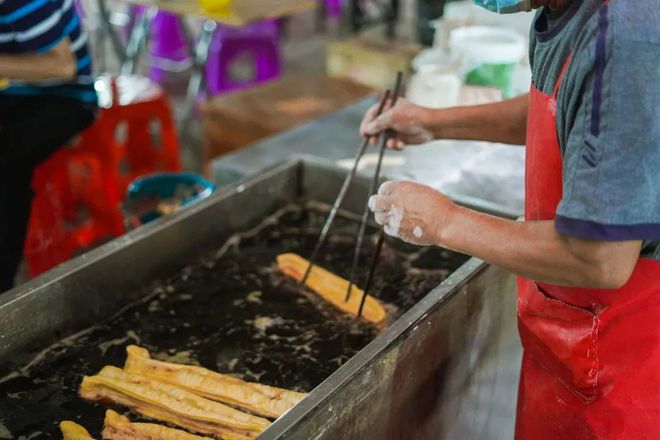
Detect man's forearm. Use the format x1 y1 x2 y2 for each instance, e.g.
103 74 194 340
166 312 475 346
437 206 641 289
423 93 529 145
0 40 76 82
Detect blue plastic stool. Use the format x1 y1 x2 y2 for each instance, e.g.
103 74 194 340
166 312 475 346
125 172 215 226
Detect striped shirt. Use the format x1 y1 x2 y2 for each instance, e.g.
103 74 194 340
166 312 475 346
0 0 97 104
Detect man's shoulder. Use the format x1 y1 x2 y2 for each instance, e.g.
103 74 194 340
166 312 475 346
608 0 660 44
566 0 660 64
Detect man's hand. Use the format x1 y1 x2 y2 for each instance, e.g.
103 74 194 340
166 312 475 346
360 98 434 150
368 181 457 245
368 181 642 289
359 94 530 147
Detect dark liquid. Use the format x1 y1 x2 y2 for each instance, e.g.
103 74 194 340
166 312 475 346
0 203 469 437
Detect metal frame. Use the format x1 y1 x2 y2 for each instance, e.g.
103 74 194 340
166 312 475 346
95 0 128 69
119 13 217 132
87 2 213 131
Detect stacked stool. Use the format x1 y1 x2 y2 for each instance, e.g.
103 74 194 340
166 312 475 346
24 150 124 277
25 75 181 276
83 75 181 193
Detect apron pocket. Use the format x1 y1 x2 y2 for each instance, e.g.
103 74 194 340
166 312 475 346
518 281 599 399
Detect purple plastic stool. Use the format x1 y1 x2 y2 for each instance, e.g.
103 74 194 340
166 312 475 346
148 11 189 83
205 20 282 95
325 0 342 18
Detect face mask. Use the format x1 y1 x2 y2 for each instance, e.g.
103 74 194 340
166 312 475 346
472 0 532 14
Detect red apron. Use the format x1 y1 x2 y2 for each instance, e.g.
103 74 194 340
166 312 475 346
515 54 660 439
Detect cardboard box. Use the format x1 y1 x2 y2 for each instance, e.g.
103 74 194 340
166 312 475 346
327 36 421 90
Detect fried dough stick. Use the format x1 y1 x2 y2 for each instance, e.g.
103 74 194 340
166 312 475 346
276 253 387 327
80 367 270 440
60 421 95 440
124 346 306 419
103 410 213 440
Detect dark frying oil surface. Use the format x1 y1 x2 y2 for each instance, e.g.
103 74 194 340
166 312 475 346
0 203 469 437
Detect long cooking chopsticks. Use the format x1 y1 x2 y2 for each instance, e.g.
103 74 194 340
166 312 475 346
300 89 392 285
302 71 404 321
346 72 403 308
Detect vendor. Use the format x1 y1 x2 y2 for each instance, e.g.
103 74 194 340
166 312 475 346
0 0 97 292
362 0 659 438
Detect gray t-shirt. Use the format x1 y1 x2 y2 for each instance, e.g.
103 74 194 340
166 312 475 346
529 0 659 259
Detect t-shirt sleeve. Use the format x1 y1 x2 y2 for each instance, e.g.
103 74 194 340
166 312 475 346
555 4 660 241
3 0 70 53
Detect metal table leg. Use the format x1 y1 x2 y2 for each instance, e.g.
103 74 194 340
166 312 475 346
180 19 216 121
121 6 156 75
96 0 127 68
178 19 216 170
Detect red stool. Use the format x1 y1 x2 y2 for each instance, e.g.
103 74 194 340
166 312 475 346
80 75 182 195
25 74 181 277
24 149 125 277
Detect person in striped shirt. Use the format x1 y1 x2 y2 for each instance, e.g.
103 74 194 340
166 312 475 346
0 0 97 292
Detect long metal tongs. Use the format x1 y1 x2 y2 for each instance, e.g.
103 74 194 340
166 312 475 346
300 89 392 285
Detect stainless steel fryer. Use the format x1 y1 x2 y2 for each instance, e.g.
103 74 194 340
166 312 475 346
0 158 521 439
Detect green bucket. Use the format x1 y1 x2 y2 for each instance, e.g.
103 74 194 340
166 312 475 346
450 26 525 97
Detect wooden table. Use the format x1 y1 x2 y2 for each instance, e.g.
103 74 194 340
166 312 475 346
118 0 315 26
202 74 372 172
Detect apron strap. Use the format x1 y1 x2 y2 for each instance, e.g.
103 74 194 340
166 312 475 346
552 53 574 98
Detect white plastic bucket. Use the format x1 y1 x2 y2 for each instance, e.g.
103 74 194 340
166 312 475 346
449 26 526 96
407 64 462 109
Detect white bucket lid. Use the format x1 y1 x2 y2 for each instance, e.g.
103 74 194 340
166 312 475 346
449 26 526 64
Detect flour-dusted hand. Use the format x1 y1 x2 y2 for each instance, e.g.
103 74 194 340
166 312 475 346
368 181 457 246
